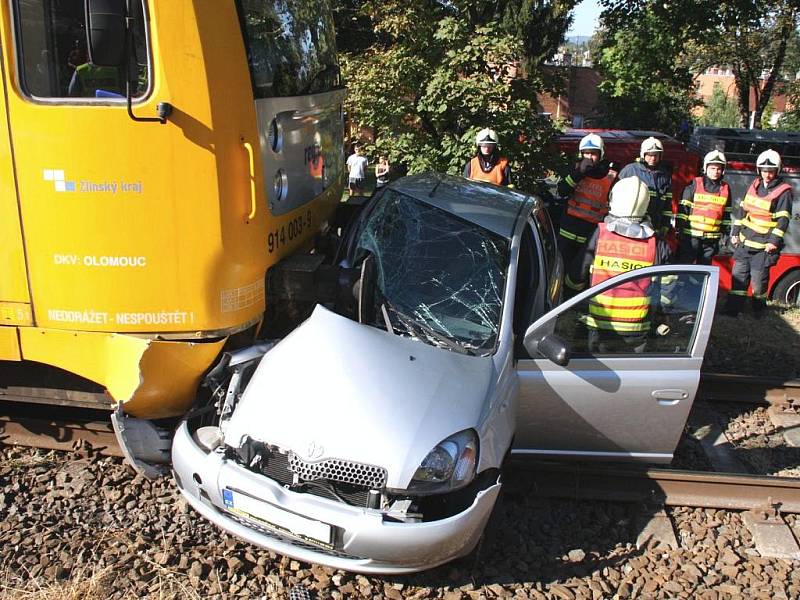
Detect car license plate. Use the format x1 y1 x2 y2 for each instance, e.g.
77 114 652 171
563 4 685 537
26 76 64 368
222 488 332 547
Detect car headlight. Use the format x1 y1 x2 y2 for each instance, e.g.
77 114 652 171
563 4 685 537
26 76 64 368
407 429 478 494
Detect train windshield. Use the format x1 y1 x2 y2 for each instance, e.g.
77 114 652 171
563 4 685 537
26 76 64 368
236 0 340 98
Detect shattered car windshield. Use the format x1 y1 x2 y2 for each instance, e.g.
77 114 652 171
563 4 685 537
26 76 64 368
354 189 509 355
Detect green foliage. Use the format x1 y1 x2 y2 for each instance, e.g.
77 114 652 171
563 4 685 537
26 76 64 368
594 4 699 133
699 84 741 128
761 99 776 129
691 0 799 128
598 0 800 132
777 80 800 130
337 0 576 193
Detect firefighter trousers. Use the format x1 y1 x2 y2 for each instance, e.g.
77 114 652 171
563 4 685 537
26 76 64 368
559 218 596 291
677 235 717 266
724 246 778 315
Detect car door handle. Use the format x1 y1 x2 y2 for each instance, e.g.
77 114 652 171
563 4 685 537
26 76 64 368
652 389 689 405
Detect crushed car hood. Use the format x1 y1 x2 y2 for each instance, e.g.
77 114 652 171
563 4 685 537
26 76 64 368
224 305 496 488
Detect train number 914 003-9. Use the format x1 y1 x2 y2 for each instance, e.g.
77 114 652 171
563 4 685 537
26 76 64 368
268 210 313 254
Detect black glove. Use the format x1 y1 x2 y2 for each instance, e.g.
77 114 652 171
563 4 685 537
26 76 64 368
577 158 594 174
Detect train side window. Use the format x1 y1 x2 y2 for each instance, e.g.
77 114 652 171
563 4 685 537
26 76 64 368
13 1 150 100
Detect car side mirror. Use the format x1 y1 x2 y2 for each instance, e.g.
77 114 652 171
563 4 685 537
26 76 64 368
524 331 570 366
85 0 127 67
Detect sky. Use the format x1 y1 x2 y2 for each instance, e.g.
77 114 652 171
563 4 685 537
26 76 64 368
567 0 603 38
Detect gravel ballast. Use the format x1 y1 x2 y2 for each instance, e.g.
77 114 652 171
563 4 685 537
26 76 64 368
2 445 799 599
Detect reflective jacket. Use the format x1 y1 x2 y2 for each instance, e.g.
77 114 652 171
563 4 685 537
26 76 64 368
464 156 511 186
731 177 793 251
678 176 731 239
68 63 121 98
618 160 673 234
585 224 657 333
566 173 615 225
558 160 616 243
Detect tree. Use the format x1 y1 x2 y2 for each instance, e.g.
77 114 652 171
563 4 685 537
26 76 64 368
336 0 578 192
599 0 800 131
777 80 800 130
700 0 799 128
699 83 741 128
594 3 700 133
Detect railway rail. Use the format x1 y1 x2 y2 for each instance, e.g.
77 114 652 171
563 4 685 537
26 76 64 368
509 460 800 513
698 373 800 405
1 372 799 513
0 401 121 457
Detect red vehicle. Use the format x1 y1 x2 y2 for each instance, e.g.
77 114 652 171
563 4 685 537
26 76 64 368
556 128 800 305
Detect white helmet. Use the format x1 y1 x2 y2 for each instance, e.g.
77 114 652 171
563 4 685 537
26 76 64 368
579 133 604 160
703 150 727 173
609 177 650 219
640 136 664 159
756 149 781 172
476 128 499 145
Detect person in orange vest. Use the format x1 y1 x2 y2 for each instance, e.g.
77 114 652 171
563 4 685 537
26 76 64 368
558 133 617 291
676 150 731 264
568 176 673 352
723 149 793 317
463 128 512 186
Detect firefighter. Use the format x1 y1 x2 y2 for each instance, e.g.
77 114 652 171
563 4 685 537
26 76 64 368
723 149 793 317
558 133 617 291
463 128 512 186
68 62 122 98
618 137 674 238
568 176 673 353
676 150 731 264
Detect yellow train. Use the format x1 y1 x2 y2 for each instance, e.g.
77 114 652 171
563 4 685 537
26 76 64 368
0 0 344 456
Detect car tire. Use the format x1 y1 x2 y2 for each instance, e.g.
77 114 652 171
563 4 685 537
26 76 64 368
772 269 800 306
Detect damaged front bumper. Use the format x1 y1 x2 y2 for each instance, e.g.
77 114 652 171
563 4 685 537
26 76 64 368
172 421 501 574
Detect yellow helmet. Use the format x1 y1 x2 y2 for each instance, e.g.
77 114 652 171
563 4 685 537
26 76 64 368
609 177 650 219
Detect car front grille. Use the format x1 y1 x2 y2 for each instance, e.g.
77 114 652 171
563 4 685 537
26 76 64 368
249 446 385 508
288 455 387 489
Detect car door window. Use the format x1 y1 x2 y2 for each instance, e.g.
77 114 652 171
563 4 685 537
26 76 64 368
532 208 561 310
548 270 708 357
512 223 538 358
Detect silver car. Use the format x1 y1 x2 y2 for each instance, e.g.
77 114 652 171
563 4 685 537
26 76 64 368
172 174 718 573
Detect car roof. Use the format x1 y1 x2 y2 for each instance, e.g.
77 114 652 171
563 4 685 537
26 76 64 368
385 173 537 239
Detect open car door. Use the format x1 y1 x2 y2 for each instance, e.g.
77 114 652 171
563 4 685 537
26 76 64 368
513 265 718 463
